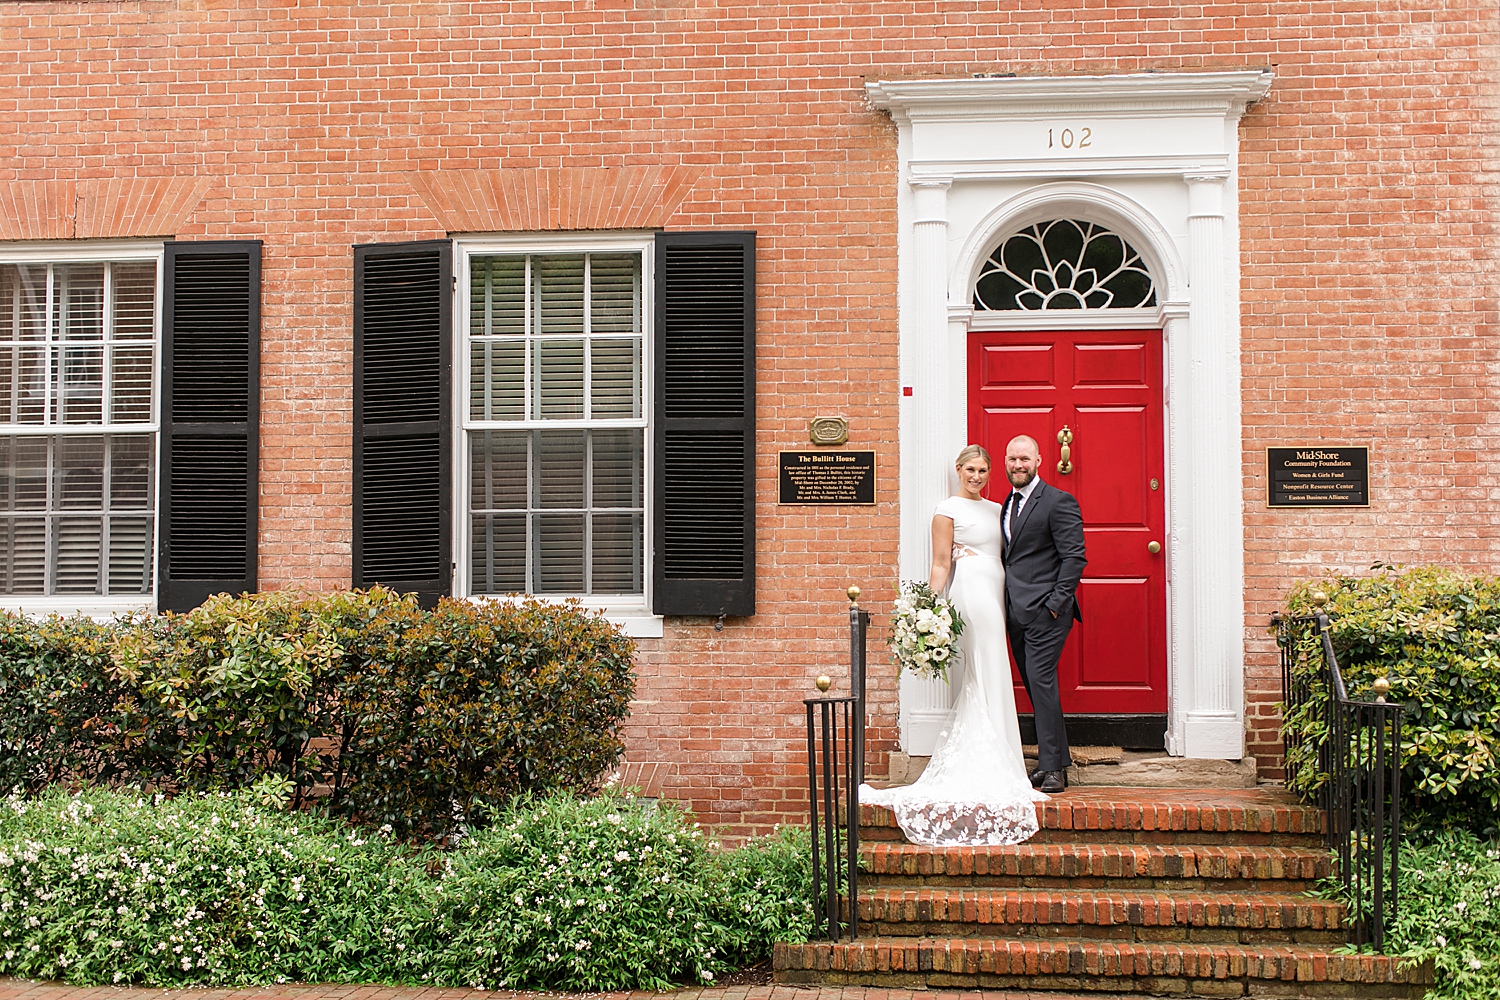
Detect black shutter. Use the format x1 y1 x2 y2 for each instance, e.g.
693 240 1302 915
352 240 451 606
159 241 261 612
653 232 755 617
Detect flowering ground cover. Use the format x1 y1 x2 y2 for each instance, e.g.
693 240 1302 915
0 787 811 991
1380 830 1500 1000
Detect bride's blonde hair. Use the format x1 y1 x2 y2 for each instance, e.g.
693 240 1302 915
954 444 991 469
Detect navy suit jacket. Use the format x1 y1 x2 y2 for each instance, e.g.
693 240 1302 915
1001 479 1087 626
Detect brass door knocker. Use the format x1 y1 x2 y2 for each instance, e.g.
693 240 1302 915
1056 425 1074 475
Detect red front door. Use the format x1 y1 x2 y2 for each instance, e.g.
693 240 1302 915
968 329 1167 715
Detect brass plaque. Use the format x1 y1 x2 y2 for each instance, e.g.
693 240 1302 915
809 415 849 446
778 450 876 505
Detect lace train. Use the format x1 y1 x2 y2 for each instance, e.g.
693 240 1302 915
863 501 1046 847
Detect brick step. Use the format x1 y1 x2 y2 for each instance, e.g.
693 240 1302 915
859 887 1345 945
859 787 1324 847
862 842 1331 891
772 937 1433 997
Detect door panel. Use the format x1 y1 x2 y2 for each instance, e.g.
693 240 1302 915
980 343 1056 388
1073 341 1149 387
1072 406 1148 526
1077 578 1151 687
969 329 1167 715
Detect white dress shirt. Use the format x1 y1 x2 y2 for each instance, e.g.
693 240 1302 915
1003 475 1043 545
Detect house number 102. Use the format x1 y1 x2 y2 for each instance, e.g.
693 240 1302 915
1047 127 1092 149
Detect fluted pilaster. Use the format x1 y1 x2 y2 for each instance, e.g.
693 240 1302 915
1182 172 1245 758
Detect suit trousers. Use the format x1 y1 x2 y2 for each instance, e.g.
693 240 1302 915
1007 608 1074 771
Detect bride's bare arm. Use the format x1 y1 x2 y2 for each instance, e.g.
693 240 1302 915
930 514 954 591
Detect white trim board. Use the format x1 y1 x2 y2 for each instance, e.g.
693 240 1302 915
868 70 1272 760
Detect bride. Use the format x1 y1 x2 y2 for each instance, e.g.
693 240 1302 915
861 444 1050 846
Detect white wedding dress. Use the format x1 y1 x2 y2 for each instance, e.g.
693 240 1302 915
861 496 1048 846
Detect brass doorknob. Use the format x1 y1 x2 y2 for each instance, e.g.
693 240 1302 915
1147 540 1161 554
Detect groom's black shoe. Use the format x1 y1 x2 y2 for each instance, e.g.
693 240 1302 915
1028 767 1046 787
1038 770 1067 793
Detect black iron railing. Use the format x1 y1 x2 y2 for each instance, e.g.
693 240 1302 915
1276 600 1402 950
803 586 870 941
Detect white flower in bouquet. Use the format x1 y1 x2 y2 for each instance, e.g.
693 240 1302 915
888 580 966 682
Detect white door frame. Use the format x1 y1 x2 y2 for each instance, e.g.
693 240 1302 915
868 70 1273 759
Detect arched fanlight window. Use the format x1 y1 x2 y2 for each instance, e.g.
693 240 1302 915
973 219 1157 311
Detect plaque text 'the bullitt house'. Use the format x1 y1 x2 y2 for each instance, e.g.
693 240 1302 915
778 450 876 505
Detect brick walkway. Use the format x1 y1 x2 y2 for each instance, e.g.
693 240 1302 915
0 980 1109 1000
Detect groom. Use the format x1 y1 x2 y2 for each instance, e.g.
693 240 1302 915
1000 434 1087 794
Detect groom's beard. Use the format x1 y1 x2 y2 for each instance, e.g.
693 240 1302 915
1008 469 1036 488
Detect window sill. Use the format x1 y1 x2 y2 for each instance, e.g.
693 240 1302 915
0 596 153 621
462 594 663 638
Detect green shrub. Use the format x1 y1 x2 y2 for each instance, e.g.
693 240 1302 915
1384 830 1500 1000
335 596 636 839
0 590 636 839
1282 566 1500 834
0 786 812 989
704 823 816 964
107 588 407 804
0 613 123 793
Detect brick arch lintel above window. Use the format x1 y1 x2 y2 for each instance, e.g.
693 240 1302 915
0 177 216 241
403 166 706 234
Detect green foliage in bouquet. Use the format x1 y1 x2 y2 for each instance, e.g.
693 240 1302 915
1281 565 1500 835
889 580 965 682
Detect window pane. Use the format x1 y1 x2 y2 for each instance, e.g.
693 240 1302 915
111 345 153 423
54 516 101 593
0 265 47 341
111 263 156 339
56 264 104 340
592 512 642 594
534 429 584 509
535 256 584 336
590 338 641 419
535 339 584 419
592 428 643 508
0 517 45 594
110 435 153 509
107 516 152 594
0 348 11 424
470 512 525 594
590 253 640 335
14 346 47 424
57 436 103 510
469 340 524 421
533 513 583 592
60 344 103 424
470 256 525 336
469 430 527 511
1 437 48 511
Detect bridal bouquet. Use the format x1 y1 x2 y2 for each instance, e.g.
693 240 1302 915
889 581 965 681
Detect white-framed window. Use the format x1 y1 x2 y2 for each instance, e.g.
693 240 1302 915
0 242 162 614
457 234 652 617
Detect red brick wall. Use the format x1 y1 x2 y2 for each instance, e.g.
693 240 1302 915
2 0 1494 831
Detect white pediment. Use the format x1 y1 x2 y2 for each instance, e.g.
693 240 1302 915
866 71 1275 180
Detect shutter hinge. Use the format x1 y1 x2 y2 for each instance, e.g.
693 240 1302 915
452 276 457 292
